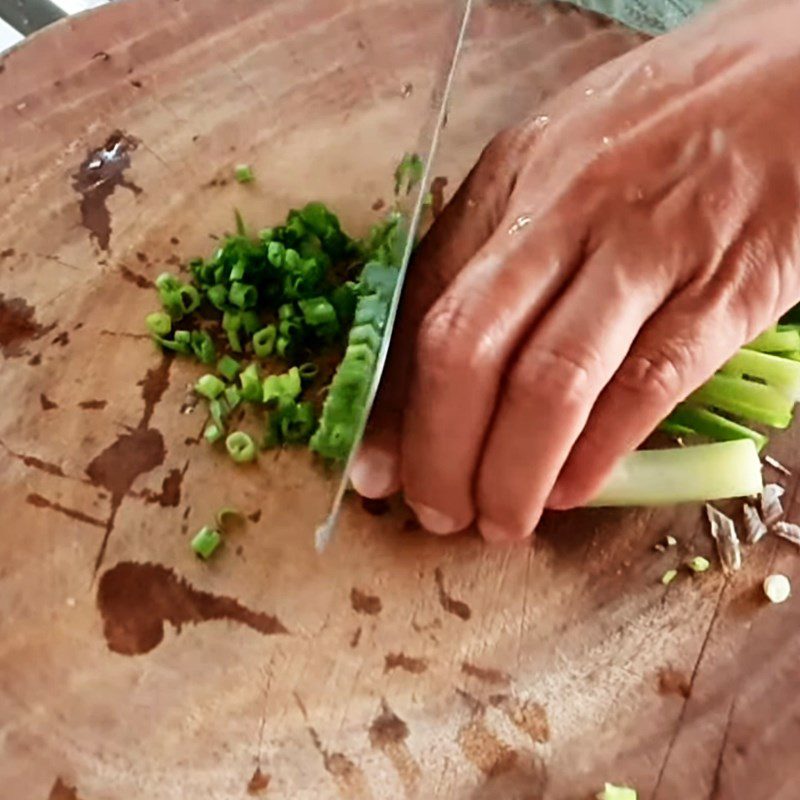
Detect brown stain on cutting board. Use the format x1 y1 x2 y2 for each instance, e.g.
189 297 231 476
308 728 372 800
430 175 448 217
0 293 55 357
462 662 511 686
71 130 142 251
489 695 550 744
434 567 471 620
26 493 106 528
40 393 58 410
384 653 428 674
246 766 271 794
118 263 154 288
3 443 65 477
138 464 186 507
96 561 288 655
658 667 692 699
458 714 518 777
49 778 82 800
87 357 171 571
78 399 107 410
350 587 382 615
369 700 421 796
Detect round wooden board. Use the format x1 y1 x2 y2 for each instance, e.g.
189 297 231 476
2 2 799 798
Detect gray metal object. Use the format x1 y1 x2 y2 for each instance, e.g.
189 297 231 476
314 0 475 552
0 0 65 36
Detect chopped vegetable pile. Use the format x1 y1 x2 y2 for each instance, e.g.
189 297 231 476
146 199 407 464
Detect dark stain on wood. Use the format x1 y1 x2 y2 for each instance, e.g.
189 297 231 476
130 79 143 88
246 766 271 795
26 493 106 528
119 264 154 289
307 727 370 796
248 509 262 523
350 587 382 615
78 399 107 410
434 567 471 620
87 358 171 571
361 496 390 516
0 247 15 258
52 331 70 347
170 236 180 245
40 393 57 410
350 626 362 648
462 662 511 686
49 777 81 800
28 353 42 365
96 561 288 655
0 293 55 357
658 667 692 699
3 444 65 477
458 713 518 778
384 652 428 674
139 465 186 507
71 130 142 250
136 251 148 263
489 694 550 743
371 198 385 211
369 699 421 794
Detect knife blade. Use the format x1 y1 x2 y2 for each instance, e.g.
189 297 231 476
315 0 474 551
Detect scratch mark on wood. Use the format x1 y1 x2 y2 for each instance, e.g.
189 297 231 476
709 698 737 800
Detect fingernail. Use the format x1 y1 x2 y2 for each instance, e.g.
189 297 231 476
478 518 515 543
546 480 571 510
351 449 399 498
408 503 458 535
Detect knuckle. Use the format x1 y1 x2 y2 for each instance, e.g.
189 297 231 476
614 344 689 403
506 344 600 408
416 295 501 381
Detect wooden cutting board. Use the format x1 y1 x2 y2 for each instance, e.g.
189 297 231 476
1 2 798 798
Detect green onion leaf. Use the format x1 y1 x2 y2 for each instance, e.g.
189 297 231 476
204 423 224 444
195 373 226 400
146 312 172 337
190 330 216 364
253 325 277 358
229 281 258 310
239 363 262 402
234 164 254 184
217 355 242 382
191 525 222 559
226 430 257 462
224 385 242 409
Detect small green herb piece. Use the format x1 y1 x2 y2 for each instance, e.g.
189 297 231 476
190 330 216 364
279 401 317 444
253 325 277 358
191 525 222 559
596 784 637 800
686 555 711 573
204 423 223 444
229 281 258 309
146 312 172 337
217 355 242 382
661 569 678 586
234 164 254 184
222 310 243 352
262 367 302 405
195 374 226 400
239 363 262 402
226 430 256 463
394 152 424 195
209 397 228 430
224 385 242 409
298 362 319 382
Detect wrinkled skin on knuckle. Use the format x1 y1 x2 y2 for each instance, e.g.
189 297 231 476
416 294 503 388
506 345 599 411
613 343 690 405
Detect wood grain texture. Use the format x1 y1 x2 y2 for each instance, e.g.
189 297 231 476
1 2 797 798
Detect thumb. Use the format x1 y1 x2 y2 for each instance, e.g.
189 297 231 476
351 131 522 498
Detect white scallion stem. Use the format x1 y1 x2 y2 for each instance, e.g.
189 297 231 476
587 440 763 507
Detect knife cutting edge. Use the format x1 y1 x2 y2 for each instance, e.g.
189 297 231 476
314 0 475 551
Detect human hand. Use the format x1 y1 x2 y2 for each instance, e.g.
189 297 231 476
352 0 800 541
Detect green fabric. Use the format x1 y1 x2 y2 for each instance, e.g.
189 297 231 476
560 0 717 35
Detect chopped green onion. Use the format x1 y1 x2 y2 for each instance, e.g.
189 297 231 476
239 363 262 402
745 327 800 354
222 310 243 352
719 348 800 400
204 423 223 443
686 555 711 573
689 374 793 429
280 401 317 443
224 385 241 409
217 355 242 382
209 397 228 430
190 330 216 364
226 430 256 463
596 783 637 800
253 325 277 358
661 569 678 586
191 525 222 559
146 312 171 337
394 152 424 195
262 367 301 405
234 164 254 184
241 310 261 335
195 373 226 399
662 405 768 452
299 296 338 328
298 362 319 382
206 284 228 310
229 281 258 309
588 440 763 507
267 241 286 268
